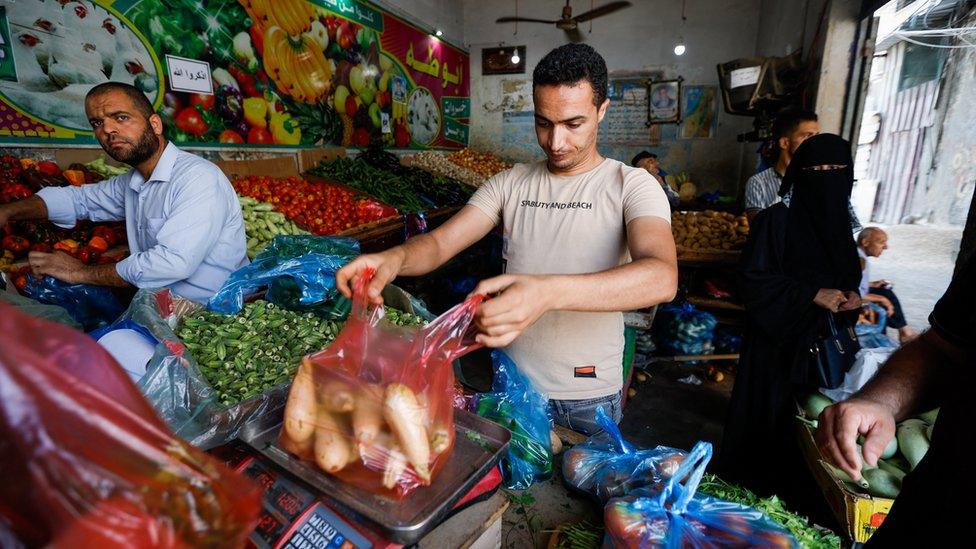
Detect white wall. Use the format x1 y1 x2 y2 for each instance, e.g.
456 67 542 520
460 0 772 194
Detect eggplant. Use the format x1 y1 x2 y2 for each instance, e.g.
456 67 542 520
216 85 244 124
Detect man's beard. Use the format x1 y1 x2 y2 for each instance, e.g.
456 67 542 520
104 125 159 166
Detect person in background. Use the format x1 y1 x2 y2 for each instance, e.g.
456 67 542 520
857 227 918 343
721 134 862 516
335 43 677 435
816 250 975 546
743 109 820 220
632 151 679 208
0 82 247 303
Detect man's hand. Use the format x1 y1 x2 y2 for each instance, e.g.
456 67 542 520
839 290 862 312
876 295 895 316
334 249 404 304
870 279 891 289
815 397 897 481
471 274 554 347
813 288 846 312
28 251 85 284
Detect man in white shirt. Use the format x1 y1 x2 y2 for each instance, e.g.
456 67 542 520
0 82 247 303
336 44 677 434
858 227 917 342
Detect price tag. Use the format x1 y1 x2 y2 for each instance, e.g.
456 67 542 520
729 66 761 89
166 54 213 94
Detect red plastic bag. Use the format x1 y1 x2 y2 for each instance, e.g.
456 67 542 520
279 268 483 497
0 302 261 548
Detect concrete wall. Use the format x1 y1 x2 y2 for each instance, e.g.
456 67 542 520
907 7 976 226
461 0 766 195
755 0 829 58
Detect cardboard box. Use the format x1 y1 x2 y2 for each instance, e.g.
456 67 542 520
215 155 299 179
796 420 895 543
297 147 345 173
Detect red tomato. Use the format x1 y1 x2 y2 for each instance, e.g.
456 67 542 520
219 130 245 144
174 107 208 137
189 93 215 110
247 127 273 144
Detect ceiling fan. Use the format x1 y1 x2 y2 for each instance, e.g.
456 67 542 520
496 1 632 42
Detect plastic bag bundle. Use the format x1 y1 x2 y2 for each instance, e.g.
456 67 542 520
562 406 686 503
22 274 124 332
207 235 360 316
604 442 797 548
652 302 717 356
0 302 261 548
856 303 896 349
473 351 553 489
278 268 483 497
0 286 80 328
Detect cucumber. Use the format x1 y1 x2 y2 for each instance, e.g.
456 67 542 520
897 419 930 470
863 468 902 499
919 408 939 424
802 392 834 420
877 459 907 481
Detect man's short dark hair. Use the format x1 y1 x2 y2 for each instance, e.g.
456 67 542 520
772 109 818 140
533 43 608 107
86 82 155 118
631 151 658 166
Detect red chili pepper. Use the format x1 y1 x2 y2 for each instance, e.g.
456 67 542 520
88 235 110 253
92 225 119 247
35 161 61 177
1 235 30 254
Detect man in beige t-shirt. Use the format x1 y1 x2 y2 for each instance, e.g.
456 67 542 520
336 44 677 434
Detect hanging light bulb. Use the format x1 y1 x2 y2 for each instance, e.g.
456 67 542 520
434 28 443 37
511 49 520 64
673 41 686 56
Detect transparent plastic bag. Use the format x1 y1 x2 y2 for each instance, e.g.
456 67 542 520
653 302 717 356
856 303 896 348
22 274 124 332
562 406 686 503
604 442 798 548
278 268 483 497
0 286 81 329
473 350 553 489
0 302 261 548
207 235 360 316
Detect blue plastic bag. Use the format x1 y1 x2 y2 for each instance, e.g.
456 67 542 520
472 351 553 489
22 274 124 332
207 235 359 316
562 406 686 503
604 441 798 548
653 302 717 356
856 303 896 348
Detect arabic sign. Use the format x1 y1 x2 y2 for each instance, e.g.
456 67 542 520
0 0 470 150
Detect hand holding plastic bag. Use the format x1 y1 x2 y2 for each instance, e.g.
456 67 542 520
0 302 261 548
473 351 553 489
278 268 483 497
562 406 686 503
604 441 797 548
208 235 360 315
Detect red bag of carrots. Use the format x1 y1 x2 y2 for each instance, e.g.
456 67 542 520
279 268 483 497
0 302 261 548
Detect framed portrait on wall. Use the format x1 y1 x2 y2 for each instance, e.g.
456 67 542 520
648 78 682 124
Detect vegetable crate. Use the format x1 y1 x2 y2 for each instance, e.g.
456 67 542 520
796 421 894 543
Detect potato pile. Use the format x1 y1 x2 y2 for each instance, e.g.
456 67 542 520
671 210 749 252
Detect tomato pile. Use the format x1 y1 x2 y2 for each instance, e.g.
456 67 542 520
1 156 128 266
231 175 398 236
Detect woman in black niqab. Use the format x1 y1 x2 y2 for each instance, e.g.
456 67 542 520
719 134 862 521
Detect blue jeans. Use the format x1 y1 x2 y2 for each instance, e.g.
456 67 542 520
548 392 622 435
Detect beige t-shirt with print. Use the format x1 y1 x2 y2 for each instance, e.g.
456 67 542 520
467 158 671 400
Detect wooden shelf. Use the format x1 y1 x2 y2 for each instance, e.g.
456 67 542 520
686 295 745 312
676 248 742 265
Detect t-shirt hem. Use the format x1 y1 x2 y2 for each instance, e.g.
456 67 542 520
544 385 623 401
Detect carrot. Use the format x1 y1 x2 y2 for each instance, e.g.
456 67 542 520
383 383 431 484
283 359 316 443
352 384 385 444
313 406 355 473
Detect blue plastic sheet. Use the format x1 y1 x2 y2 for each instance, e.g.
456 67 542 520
22 274 124 332
472 351 553 489
562 406 687 504
207 235 359 316
856 303 897 348
604 442 798 548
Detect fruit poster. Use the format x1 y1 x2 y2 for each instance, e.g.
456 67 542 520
0 0 470 149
